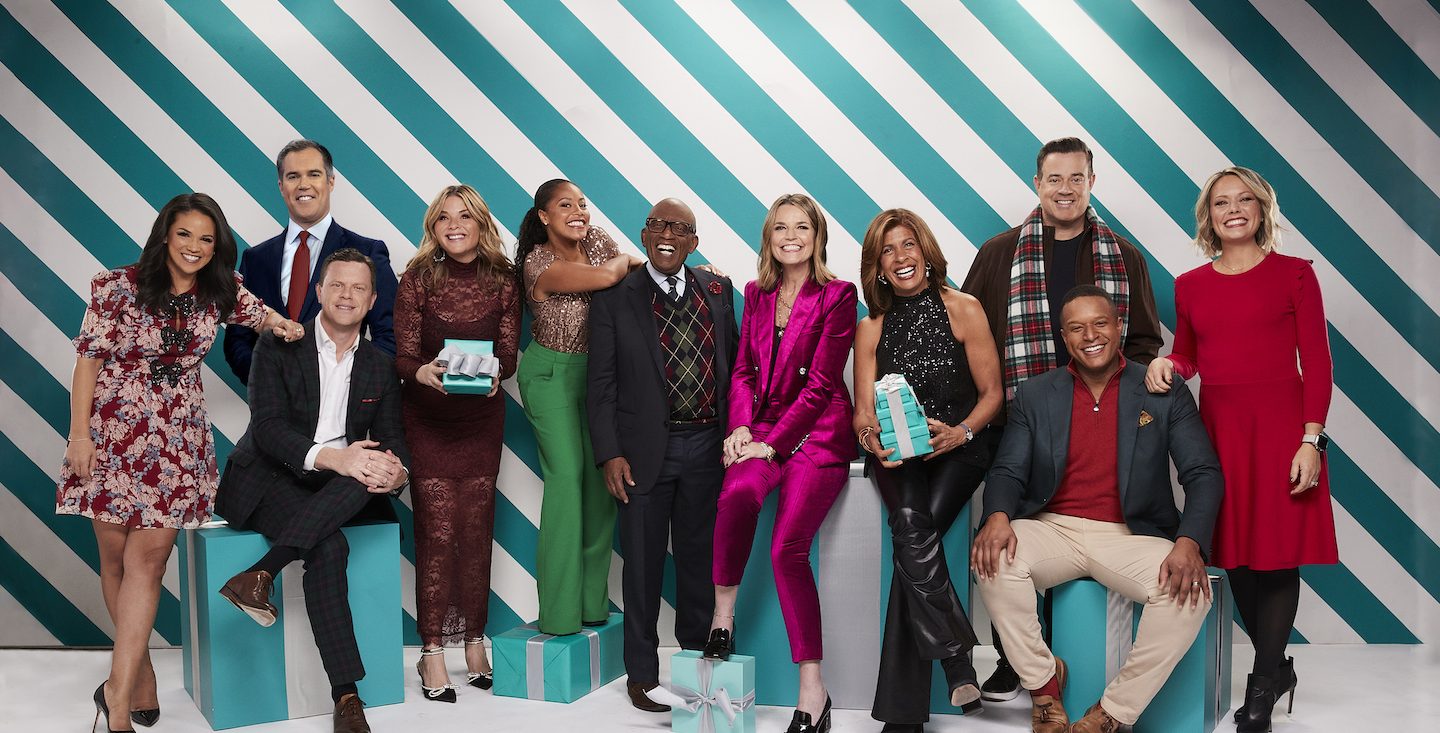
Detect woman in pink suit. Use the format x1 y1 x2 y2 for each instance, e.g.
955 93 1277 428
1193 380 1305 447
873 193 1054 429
703 193 858 733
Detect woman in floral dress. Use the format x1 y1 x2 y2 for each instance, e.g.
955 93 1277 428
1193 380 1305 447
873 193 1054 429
57 193 302 732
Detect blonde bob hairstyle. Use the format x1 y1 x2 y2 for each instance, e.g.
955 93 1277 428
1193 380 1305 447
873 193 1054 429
1194 166 1281 257
859 208 948 316
756 193 837 291
407 184 512 289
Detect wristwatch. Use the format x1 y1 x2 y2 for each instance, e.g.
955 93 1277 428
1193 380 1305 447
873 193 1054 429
1301 433 1329 453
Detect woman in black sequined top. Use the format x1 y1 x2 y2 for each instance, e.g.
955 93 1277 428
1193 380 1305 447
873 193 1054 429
852 209 1003 729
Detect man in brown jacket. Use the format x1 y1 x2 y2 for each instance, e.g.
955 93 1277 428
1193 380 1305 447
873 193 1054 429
960 136 1163 703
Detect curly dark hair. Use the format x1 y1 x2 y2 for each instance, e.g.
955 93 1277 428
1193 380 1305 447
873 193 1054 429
134 193 239 317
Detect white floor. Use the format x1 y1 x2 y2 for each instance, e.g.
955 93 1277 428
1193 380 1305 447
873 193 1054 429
8 644 1438 732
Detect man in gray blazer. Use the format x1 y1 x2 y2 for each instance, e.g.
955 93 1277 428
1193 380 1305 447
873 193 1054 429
972 285 1223 733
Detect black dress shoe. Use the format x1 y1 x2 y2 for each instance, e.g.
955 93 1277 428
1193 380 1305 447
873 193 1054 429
980 658 1021 702
785 696 832 733
582 618 609 627
702 628 734 660
627 681 671 713
129 708 160 727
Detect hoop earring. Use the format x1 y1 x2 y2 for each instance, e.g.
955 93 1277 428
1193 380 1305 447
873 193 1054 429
432 249 447 263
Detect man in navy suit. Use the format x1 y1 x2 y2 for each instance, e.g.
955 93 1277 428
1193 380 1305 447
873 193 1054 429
224 139 397 384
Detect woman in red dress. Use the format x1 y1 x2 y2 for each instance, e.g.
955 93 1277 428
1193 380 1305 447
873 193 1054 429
396 185 520 702
1146 167 1336 733
57 193 302 732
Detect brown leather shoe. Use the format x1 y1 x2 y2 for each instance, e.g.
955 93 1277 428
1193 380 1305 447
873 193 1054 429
1069 703 1122 733
1030 657 1069 733
333 693 370 733
627 680 671 713
218 570 277 627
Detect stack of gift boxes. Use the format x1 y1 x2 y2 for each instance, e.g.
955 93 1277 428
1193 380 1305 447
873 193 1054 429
875 373 932 460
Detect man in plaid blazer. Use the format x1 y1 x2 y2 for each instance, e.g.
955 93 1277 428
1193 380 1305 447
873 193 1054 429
215 248 409 733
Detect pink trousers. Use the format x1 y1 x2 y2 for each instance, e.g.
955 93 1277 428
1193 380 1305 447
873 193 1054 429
712 439 847 663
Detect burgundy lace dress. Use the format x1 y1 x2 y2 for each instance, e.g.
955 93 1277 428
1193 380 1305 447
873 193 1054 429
394 256 521 643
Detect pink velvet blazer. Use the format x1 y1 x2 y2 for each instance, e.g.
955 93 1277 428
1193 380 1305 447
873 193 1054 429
728 278 859 467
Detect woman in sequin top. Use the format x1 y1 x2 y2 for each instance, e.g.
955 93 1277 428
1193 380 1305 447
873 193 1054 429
852 209 1003 726
398 185 521 699
515 179 642 635
57 193 302 732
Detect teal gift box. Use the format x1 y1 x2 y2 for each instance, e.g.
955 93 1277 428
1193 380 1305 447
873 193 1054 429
1050 575 1232 732
491 612 624 703
179 522 403 730
668 651 756 733
875 373 932 460
439 338 495 395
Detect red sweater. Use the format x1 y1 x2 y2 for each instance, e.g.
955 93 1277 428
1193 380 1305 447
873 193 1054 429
1046 360 1126 523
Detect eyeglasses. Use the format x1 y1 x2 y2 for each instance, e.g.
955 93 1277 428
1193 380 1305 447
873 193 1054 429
645 218 696 237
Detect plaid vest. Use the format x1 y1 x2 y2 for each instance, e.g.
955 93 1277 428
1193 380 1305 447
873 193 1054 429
652 280 718 423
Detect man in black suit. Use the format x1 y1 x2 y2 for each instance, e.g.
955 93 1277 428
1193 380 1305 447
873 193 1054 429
972 285 1224 733
216 248 409 733
587 198 738 713
223 139 397 384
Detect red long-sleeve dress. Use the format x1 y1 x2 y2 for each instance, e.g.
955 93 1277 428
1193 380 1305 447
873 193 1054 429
1168 253 1338 570
394 256 521 641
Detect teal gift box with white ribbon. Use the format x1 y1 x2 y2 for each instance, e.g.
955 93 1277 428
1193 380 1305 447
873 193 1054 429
1050 575 1232 733
438 338 497 395
491 612 624 703
875 373 932 460
663 651 756 733
178 522 403 730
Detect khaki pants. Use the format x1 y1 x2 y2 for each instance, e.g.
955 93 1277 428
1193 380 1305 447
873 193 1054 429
976 513 1209 724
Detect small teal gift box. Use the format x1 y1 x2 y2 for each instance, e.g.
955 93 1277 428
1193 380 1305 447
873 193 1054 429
660 651 756 733
438 339 497 395
875 373 932 460
491 613 624 703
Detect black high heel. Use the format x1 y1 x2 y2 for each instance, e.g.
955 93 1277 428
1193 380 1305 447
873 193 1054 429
1236 674 1277 733
939 652 983 715
785 695 832 733
702 627 734 660
129 708 160 728
1234 657 1297 722
93 682 136 733
415 648 458 703
464 637 493 690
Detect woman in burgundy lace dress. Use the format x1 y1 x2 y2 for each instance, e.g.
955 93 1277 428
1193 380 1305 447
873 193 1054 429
395 185 520 702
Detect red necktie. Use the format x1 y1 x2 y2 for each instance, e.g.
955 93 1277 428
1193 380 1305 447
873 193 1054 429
286 230 311 322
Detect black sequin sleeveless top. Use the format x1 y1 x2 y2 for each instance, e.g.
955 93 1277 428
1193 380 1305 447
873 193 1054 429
875 288 978 427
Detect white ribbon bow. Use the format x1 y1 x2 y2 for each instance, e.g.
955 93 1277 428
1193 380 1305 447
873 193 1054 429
875 372 909 393
645 660 755 733
436 344 499 379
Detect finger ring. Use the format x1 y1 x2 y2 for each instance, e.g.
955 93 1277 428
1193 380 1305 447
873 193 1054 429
1191 580 1201 586
1310 480 1319 487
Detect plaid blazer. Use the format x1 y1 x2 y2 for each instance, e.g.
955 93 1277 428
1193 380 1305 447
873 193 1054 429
216 324 409 528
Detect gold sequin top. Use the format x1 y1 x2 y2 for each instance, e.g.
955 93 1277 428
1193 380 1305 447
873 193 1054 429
523 226 620 354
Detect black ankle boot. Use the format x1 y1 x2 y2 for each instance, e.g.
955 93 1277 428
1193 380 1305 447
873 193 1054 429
1236 674 1277 733
939 653 983 715
1234 657 1297 722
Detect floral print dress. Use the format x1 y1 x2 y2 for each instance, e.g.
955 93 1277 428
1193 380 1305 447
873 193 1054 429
55 266 268 529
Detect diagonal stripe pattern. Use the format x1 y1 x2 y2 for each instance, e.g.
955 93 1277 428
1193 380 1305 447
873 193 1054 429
0 0 1436 646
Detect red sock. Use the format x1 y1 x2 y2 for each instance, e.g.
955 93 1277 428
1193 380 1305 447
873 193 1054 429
1030 673 1061 700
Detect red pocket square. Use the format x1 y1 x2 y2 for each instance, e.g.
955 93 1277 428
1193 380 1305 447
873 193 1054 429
360 397 381 404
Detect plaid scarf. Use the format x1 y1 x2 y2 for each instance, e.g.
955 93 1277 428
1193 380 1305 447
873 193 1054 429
1003 205 1129 400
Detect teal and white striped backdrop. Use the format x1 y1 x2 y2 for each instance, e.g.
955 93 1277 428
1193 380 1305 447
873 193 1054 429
2 0 1437 648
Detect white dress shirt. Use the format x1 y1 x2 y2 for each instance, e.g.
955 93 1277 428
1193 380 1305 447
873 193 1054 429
279 214 335 312
302 318 358 471
646 261 687 298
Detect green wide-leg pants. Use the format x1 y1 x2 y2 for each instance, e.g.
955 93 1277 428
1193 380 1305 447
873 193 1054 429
517 343 615 635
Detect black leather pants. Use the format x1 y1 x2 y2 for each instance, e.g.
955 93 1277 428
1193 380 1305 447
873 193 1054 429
870 451 986 724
